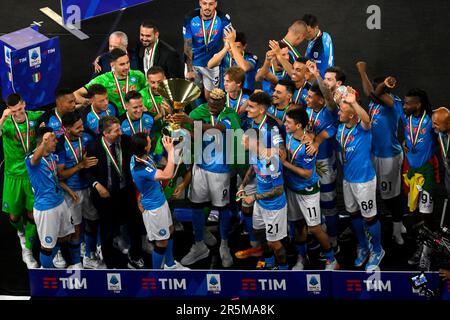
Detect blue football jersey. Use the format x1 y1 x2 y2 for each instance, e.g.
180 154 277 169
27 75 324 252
292 82 311 107
219 51 258 91
261 68 289 96
25 152 64 211
395 100 435 169
250 115 284 148
306 106 338 160
83 104 118 144
45 112 65 139
226 92 250 130
120 113 154 137
56 135 90 191
305 31 334 77
183 9 232 67
251 153 286 210
336 122 375 183
130 155 166 211
284 133 319 191
369 95 402 158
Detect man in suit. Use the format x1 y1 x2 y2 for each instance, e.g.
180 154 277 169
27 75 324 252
85 116 144 268
135 21 184 79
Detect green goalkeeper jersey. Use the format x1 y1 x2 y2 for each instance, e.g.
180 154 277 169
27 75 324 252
140 86 164 118
2 111 43 178
86 70 146 115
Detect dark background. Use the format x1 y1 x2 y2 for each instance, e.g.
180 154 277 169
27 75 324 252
0 0 449 104
0 0 449 296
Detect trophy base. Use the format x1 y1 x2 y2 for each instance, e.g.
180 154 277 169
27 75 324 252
161 126 189 145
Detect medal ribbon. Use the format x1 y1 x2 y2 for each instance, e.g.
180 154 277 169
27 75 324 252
146 39 159 70
281 38 300 59
112 71 129 111
408 112 426 152
42 154 59 190
64 135 83 163
149 88 161 115
126 112 143 135
12 112 30 153
101 137 122 175
340 125 356 162
288 130 305 163
201 10 217 49
309 108 323 130
226 91 243 114
258 114 267 130
438 132 450 160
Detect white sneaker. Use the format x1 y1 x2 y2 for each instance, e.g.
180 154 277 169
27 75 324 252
17 231 26 250
95 245 103 261
83 255 106 269
292 256 306 270
180 242 210 266
53 250 67 268
207 210 219 222
22 248 39 269
80 242 86 257
67 262 83 270
325 259 340 270
164 260 190 270
219 245 233 268
204 229 217 247
142 236 154 254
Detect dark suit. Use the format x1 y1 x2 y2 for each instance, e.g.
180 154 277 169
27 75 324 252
134 39 184 78
85 135 143 268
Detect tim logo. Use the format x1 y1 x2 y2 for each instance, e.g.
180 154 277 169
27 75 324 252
142 278 186 290
59 277 87 290
306 274 321 293
28 47 41 67
345 279 362 292
43 277 58 289
364 280 392 292
241 278 286 291
207 274 221 293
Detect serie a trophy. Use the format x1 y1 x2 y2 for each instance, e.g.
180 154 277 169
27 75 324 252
158 78 201 143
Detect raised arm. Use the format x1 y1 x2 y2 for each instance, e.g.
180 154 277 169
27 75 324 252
355 61 374 97
373 77 397 107
306 60 336 111
155 136 176 181
269 40 293 77
345 87 371 130
227 27 252 72
207 41 230 68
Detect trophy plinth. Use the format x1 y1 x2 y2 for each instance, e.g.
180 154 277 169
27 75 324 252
158 79 201 144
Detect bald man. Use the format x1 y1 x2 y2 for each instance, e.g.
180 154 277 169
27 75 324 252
280 20 307 64
432 107 450 196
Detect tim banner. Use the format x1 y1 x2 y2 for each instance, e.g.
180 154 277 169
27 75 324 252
29 269 450 300
61 0 153 24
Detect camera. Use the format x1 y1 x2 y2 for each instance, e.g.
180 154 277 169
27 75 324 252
415 222 450 268
410 273 436 298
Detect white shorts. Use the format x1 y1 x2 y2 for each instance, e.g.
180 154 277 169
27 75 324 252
242 177 257 208
343 177 378 218
189 165 230 207
253 202 287 242
373 153 403 199
142 201 173 241
64 189 99 224
286 189 321 226
34 200 75 249
408 190 434 214
193 66 220 92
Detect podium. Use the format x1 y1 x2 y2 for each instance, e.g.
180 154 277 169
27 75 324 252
0 27 61 109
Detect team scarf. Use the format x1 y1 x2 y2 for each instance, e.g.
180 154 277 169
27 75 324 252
101 137 123 176
148 88 161 115
408 111 426 152
145 39 159 70
64 134 83 163
287 129 305 163
126 112 143 135
226 91 243 114
281 37 300 59
112 71 129 111
11 112 30 153
201 10 217 51
438 132 450 161
340 124 357 163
